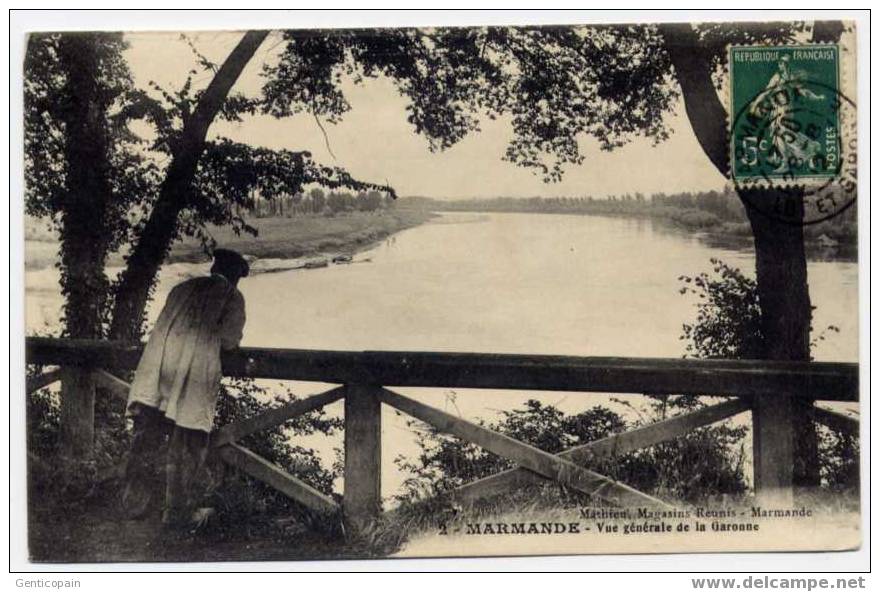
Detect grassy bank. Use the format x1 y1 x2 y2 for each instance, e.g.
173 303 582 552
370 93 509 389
25 208 436 271
169 208 437 264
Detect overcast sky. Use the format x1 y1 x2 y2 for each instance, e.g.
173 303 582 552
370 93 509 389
125 30 728 200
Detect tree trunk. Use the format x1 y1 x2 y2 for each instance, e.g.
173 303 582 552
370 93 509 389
108 30 269 340
742 188 819 487
660 23 821 488
54 34 117 460
657 24 729 175
56 34 114 340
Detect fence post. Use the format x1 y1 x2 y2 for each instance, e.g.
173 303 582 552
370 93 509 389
343 384 382 532
59 368 96 460
752 394 794 505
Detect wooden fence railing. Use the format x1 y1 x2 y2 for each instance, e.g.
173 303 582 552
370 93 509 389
25 337 859 531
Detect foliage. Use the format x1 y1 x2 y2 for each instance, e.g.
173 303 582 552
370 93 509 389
26 376 61 458
184 139 394 249
680 259 856 491
25 372 344 535
609 398 749 501
679 257 845 362
261 22 844 185
250 187 390 218
394 397 747 507
395 400 621 499
203 379 343 532
263 26 678 183
26 376 130 511
214 379 342 495
24 33 149 238
680 258 765 360
817 425 859 491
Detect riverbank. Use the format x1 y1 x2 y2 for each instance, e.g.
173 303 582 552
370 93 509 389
168 208 437 264
651 206 857 261
402 200 857 262
24 208 437 271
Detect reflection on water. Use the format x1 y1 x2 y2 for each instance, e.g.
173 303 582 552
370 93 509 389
25 212 859 496
696 231 859 264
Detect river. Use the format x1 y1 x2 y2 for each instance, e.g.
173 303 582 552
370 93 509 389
25 212 859 497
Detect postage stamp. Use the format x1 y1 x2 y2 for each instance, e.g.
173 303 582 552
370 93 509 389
730 44 840 182
729 44 856 225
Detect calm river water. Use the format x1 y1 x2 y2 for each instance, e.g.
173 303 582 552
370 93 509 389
25 212 859 497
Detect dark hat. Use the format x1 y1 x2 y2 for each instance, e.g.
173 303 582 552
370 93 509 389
212 248 250 278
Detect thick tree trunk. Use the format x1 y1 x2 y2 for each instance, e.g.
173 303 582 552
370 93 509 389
54 34 115 459
108 30 269 340
744 197 812 361
56 34 114 339
659 23 821 488
741 189 819 487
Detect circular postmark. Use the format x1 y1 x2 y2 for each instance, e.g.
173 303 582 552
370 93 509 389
730 79 857 225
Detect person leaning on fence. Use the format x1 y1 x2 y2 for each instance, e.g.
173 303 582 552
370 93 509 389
121 248 249 529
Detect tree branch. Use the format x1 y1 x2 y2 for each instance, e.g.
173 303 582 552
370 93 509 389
658 23 729 177
109 30 269 339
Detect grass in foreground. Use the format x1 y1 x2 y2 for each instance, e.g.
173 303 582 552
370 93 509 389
28 475 859 562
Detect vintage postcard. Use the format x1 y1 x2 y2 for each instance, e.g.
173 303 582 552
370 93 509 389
19 16 861 564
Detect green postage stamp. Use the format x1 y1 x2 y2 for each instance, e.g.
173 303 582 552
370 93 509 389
729 45 841 183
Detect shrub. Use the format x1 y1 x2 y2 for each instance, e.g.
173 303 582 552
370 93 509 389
25 371 343 534
394 401 628 500
670 208 722 229
653 206 722 230
680 258 857 491
26 365 130 512
394 396 747 507
598 397 748 502
679 258 764 360
26 372 61 457
208 379 343 529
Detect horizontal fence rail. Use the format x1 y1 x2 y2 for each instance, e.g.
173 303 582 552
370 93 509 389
26 337 859 401
24 336 860 532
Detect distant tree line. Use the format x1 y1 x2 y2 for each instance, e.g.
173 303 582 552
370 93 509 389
404 188 857 246
251 188 394 218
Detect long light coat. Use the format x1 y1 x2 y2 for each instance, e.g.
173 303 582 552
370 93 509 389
127 274 246 432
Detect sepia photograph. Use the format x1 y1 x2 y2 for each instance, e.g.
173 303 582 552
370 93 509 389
15 10 864 567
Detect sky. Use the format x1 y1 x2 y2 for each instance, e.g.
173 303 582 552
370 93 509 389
124 30 728 200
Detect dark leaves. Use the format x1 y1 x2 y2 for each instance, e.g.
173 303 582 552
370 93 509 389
680 258 765 360
179 137 394 250
261 24 681 183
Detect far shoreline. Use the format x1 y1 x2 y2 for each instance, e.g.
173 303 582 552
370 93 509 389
402 206 857 263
